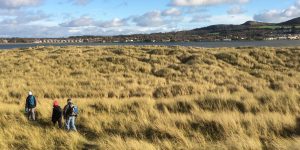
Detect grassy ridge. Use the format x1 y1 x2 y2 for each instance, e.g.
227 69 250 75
0 46 300 149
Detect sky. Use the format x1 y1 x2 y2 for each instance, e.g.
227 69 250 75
0 0 299 37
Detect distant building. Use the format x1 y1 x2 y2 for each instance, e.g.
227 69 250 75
223 38 232 41
0 39 8 43
287 35 299 40
278 36 287 40
33 40 42 43
265 37 276 41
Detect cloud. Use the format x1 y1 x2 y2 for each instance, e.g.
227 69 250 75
170 0 249 6
60 16 95 27
162 8 181 16
0 24 68 37
98 18 128 28
132 8 183 27
69 0 91 5
0 10 50 25
254 0 300 23
133 11 165 27
0 0 42 9
227 6 245 15
60 17 129 28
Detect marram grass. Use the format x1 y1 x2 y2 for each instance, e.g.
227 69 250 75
0 46 299 149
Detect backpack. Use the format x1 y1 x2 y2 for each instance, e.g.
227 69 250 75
72 105 79 116
28 96 35 107
64 104 79 117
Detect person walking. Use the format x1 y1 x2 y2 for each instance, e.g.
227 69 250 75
25 91 37 121
63 98 78 131
52 100 63 128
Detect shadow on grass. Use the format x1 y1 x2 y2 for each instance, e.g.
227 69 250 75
77 124 100 140
23 111 53 128
279 117 300 138
82 143 99 150
296 117 300 135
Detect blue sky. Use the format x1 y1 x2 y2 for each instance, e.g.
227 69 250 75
0 0 299 37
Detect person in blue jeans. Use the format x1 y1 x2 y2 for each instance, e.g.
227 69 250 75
63 98 77 131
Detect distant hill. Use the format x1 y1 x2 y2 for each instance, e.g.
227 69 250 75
242 21 274 26
278 17 300 26
65 16 300 42
193 17 300 31
193 24 246 31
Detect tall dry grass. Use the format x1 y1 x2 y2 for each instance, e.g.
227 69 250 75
0 45 299 149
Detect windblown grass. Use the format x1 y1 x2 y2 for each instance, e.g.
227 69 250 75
0 45 299 149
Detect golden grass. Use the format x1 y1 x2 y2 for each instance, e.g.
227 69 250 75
0 45 299 149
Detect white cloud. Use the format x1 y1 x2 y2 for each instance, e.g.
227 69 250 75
60 16 95 27
98 18 128 28
227 6 245 15
170 0 249 6
60 17 129 28
254 0 300 23
162 8 181 16
0 0 42 9
132 8 184 27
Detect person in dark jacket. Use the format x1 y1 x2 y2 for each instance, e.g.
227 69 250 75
52 100 63 128
25 91 37 121
63 98 77 131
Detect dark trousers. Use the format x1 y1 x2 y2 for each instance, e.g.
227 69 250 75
53 117 62 128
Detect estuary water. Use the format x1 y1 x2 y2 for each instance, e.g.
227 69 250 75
0 40 299 50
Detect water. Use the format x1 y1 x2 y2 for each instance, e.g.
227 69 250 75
0 40 299 50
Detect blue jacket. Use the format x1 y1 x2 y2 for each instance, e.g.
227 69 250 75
25 95 37 109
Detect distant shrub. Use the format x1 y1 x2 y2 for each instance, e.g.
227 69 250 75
196 96 247 113
147 49 165 55
269 81 284 91
243 84 258 93
215 52 238 65
70 71 84 76
256 92 274 105
153 68 176 78
108 91 116 98
156 100 194 113
170 85 194 97
112 49 127 55
178 55 201 65
129 88 146 97
190 120 226 141
9 91 21 99
144 126 175 141
153 87 172 98
153 85 194 98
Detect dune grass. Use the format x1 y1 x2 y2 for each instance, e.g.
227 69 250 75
0 45 299 149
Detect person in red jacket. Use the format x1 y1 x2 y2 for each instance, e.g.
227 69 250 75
52 100 63 128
